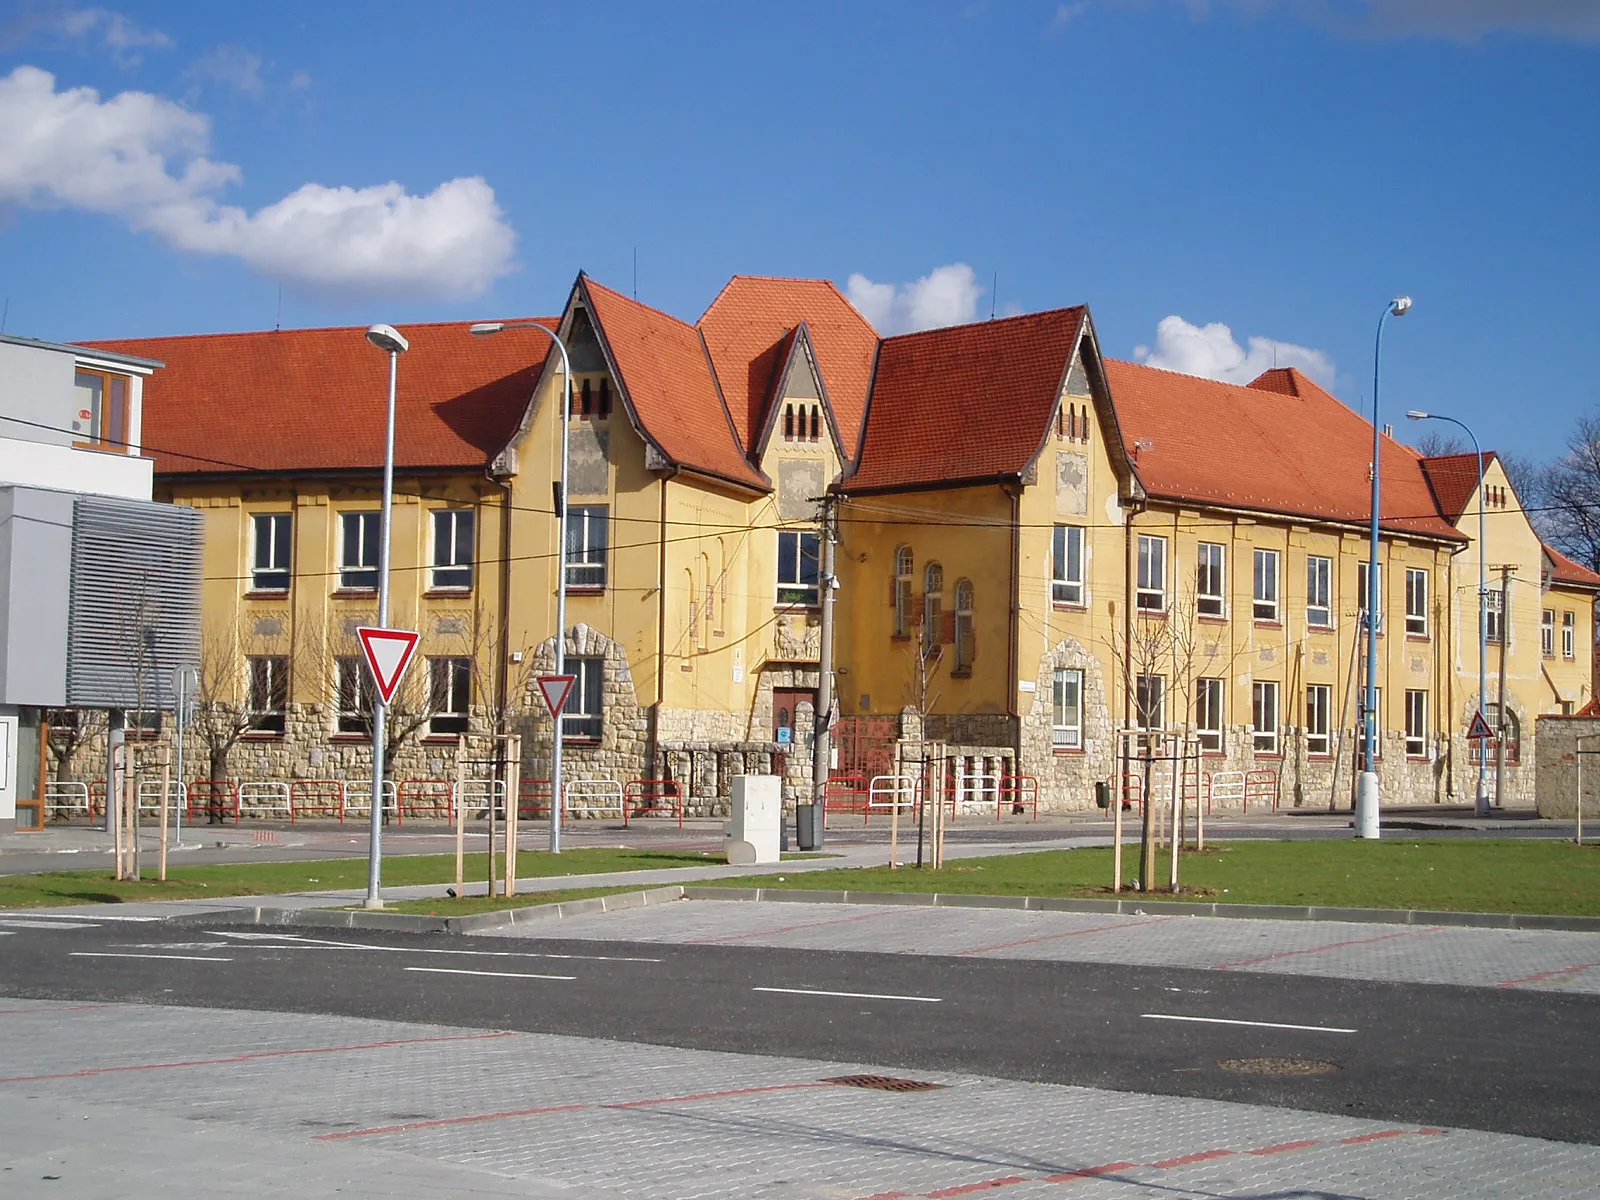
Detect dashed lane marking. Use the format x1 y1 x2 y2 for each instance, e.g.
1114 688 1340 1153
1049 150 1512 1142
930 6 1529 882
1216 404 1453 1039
403 966 576 981
69 952 233 963
752 986 942 1003
207 930 660 961
0 919 101 930
1141 1013 1357 1034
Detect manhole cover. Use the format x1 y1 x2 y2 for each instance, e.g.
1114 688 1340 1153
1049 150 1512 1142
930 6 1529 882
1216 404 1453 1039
1218 1058 1340 1076
823 1074 947 1092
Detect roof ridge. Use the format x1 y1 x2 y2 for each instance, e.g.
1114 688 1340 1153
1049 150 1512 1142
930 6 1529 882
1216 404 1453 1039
87 317 553 345
880 304 1086 344
582 275 698 331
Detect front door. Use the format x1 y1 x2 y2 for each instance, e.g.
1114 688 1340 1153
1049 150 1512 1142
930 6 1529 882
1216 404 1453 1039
772 689 813 750
0 714 17 825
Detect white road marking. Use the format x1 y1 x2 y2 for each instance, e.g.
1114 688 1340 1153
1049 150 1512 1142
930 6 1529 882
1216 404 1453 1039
1141 1013 1357 1034
752 986 942 1003
0 919 100 930
0 912 158 923
207 931 659 962
403 966 575 981
70 952 234 963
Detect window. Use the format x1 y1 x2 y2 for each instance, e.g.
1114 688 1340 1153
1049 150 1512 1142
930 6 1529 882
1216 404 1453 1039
566 506 609 589
1135 673 1166 731
251 513 292 592
431 510 475 591
1358 561 1383 624
1136 535 1167 611
1485 588 1504 644
247 656 288 734
923 562 944 653
1051 668 1082 749
335 656 374 734
777 531 820 606
1196 543 1225 617
339 512 380 590
72 369 131 449
1472 704 1521 765
1253 549 1280 622
1052 525 1085 605
1252 681 1279 754
1305 684 1331 756
1405 568 1429 636
428 657 471 735
783 402 819 442
1564 611 1577 659
1542 609 1555 658
1194 677 1224 752
892 546 913 637
1405 689 1427 757
953 579 975 673
564 656 604 740
1306 555 1332 627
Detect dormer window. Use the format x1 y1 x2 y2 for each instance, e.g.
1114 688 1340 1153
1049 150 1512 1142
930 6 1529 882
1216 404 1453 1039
783 402 821 443
572 377 612 421
73 369 131 451
1055 402 1090 445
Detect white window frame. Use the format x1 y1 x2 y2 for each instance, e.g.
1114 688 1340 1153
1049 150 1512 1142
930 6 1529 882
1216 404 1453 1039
923 561 944 653
1358 561 1383 624
566 506 609 589
338 511 380 590
777 530 821 607
1253 548 1280 622
1051 667 1082 749
431 509 475 591
1404 689 1427 758
1405 568 1428 637
335 656 374 734
563 656 604 741
428 657 471 736
1135 673 1166 732
1052 525 1084 606
1196 542 1225 617
893 546 913 637
953 579 975 673
251 513 292 593
1306 555 1332 627
1305 683 1331 756
1194 676 1224 753
1542 608 1555 657
247 655 288 734
1564 611 1576 659
1252 681 1279 755
1485 588 1504 644
1136 535 1167 612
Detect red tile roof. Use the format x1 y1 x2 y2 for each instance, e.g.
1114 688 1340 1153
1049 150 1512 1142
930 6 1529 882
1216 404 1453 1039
698 276 879 459
580 277 766 491
1545 543 1600 590
1419 452 1498 523
87 320 553 476
1106 360 1465 541
846 308 1085 493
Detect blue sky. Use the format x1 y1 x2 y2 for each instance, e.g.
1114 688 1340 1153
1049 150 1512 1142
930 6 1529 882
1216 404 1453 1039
2 1 1597 461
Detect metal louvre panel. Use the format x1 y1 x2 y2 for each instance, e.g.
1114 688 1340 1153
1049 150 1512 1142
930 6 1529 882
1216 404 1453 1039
66 496 202 709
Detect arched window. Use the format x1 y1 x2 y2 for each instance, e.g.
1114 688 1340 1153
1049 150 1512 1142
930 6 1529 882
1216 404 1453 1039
598 378 612 419
923 562 944 654
783 403 795 440
809 404 820 441
684 568 697 658
892 546 913 638
954 579 975 673
580 377 593 417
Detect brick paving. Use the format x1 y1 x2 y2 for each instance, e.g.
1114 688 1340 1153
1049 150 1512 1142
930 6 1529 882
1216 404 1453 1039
2 998 1597 1198
495 899 1600 994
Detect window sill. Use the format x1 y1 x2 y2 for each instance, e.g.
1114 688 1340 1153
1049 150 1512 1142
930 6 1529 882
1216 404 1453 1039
950 669 972 679
1052 602 1089 614
71 440 132 455
1252 752 1284 761
1196 614 1228 625
890 634 911 643
1051 747 1085 756
1306 621 1335 633
774 603 821 614
1200 749 1227 758
241 730 285 741
332 588 378 599
332 732 371 742
1307 753 1333 762
1134 606 1168 620
423 588 474 600
423 733 468 743
562 737 601 748
244 589 291 601
1406 754 1430 762
1253 619 1283 629
1405 633 1431 643
567 586 607 597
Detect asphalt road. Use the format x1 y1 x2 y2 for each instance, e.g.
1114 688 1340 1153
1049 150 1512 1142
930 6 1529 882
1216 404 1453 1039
3 917 1596 1146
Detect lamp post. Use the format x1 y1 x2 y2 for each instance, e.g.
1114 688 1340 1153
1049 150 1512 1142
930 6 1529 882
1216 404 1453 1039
1358 295 1412 840
470 320 572 855
1406 410 1490 818
362 323 409 909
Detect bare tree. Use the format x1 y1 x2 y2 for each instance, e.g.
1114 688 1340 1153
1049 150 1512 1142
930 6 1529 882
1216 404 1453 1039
44 708 107 784
1413 429 1469 459
190 618 268 787
1540 414 1600 572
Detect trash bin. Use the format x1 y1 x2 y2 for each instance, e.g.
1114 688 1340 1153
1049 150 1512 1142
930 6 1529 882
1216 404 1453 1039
1094 781 1110 809
795 802 821 851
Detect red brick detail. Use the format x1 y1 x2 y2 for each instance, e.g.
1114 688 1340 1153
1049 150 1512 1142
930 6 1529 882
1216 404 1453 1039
1248 1139 1323 1156
923 1177 1029 1198
1041 1161 1137 1182
1150 1148 1236 1169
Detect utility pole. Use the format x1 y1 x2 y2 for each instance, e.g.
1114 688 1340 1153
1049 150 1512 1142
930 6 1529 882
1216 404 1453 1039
810 495 837 849
1495 564 1514 808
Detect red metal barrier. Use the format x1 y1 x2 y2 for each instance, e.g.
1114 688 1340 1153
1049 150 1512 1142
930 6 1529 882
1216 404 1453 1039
998 775 1039 821
88 780 106 819
518 778 553 819
187 780 239 822
1108 773 1144 810
623 779 683 829
289 779 346 822
822 775 870 828
1244 768 1279 813
397 778 454 820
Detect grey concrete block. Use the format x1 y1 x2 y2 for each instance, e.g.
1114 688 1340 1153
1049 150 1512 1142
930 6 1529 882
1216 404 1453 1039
935 893 1029 910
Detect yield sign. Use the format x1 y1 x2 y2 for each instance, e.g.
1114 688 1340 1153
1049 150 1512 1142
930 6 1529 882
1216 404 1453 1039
537 674 576 717
356 626 420 706
1466 709 1495 741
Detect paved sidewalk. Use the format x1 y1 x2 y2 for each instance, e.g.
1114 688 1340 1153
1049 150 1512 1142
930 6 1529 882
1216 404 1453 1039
2 998 1596 1198
488 897 1600 994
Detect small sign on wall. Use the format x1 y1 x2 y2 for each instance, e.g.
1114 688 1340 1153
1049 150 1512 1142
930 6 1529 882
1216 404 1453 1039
733 648 743 684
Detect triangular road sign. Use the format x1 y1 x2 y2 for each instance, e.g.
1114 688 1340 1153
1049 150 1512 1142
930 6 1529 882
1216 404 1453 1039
537 674 576 718
356 627 421 706
1466 709 1495 741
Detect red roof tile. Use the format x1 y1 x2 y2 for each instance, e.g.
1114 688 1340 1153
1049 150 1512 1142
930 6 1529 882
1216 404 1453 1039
87 320 553 476
580 277 766 490
1419 452 1498 523
698 276 878 459
1106 360 1464 541
1545 543 1600 589
847 308 1084 493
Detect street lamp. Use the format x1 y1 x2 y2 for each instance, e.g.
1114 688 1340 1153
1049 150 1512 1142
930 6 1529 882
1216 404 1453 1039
1358 295 1412 840
470 320 572 855
1407 410 1490 818
363 322 409 909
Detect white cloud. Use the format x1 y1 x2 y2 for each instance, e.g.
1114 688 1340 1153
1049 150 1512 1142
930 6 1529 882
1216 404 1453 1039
2 6 173 65
844 262 985 335
184 45 265 98
0 66 516 300
1050 2 1090 32
1133 314 1336 388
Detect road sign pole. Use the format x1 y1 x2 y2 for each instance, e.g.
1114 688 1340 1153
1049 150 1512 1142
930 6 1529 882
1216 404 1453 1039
366 337 401 910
